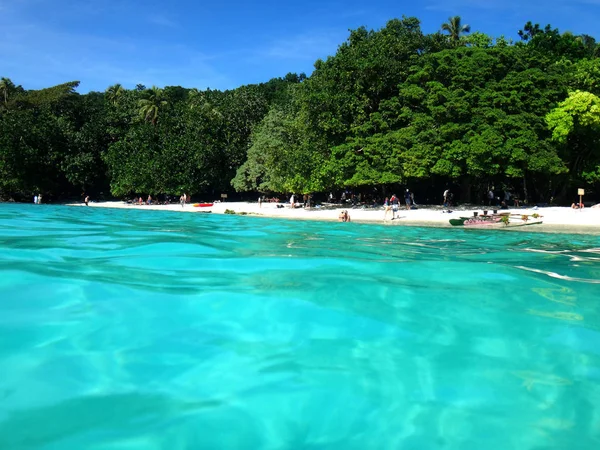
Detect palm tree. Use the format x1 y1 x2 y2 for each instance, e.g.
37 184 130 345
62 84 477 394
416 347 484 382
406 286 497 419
105 83 125 105
441 16 471 45
0 77 17 106
138 86 167 126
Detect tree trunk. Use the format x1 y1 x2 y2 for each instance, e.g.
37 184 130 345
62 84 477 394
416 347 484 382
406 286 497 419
461 177 472 203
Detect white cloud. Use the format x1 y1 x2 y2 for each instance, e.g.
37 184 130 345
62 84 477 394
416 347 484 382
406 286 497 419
261 30 345 61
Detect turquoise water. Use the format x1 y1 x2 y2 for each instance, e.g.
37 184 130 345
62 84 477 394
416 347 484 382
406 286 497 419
1 204 600 449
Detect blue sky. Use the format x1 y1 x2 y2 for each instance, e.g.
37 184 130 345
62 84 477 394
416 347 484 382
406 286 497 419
1 0 599 93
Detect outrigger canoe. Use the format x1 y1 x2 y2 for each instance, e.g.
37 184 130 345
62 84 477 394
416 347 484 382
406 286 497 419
193 203 214 208
450 212 543 228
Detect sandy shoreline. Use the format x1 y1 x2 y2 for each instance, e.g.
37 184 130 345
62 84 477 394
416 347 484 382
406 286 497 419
66 200 600 233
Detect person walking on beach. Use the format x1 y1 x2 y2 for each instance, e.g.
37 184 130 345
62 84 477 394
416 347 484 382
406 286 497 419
180 194 185 207
404 189 411 210
84 195 89 206
390 194 399 219
443 189 450 206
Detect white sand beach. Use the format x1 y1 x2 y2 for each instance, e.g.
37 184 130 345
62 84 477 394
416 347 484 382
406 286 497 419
67 200 600 233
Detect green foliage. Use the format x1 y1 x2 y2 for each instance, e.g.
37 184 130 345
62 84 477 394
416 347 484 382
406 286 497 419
546 90 600 184
546 90 600 142
2 16 600 203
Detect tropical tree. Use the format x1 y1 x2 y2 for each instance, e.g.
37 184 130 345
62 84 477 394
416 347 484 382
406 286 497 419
546 90 600 185
0 77 17 107
138 86 167 125
576 34 599 57
105 83 125 105
518 22 542 41
441 16 470 45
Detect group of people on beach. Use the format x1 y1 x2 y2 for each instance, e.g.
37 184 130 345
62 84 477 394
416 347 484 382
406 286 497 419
132 195 153 205
33 194 42 204
383 190 415 220
288 194 313 209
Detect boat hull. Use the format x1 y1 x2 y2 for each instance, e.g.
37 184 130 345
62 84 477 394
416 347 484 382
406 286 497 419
450 214 543 228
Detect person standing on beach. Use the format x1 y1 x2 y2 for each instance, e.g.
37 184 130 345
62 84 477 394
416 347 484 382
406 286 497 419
383 197 392 220
34 195 38 204
488 188 494 206
404 189 411 210
147 195 152 205
290 194 295 208
180 194 185 207
390 194 399 219
258 196 262 208
443 189 450 206
38 194 42 204
84 195 89 206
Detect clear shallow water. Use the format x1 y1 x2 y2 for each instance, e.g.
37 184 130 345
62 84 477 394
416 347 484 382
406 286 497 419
1 204 600 450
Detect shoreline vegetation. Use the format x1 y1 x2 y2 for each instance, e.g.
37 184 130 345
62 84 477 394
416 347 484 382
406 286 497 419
66 201 600 234
2 17 600 210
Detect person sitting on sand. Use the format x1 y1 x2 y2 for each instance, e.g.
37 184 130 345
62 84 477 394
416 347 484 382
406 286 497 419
571 201 584 209
138 197 143 205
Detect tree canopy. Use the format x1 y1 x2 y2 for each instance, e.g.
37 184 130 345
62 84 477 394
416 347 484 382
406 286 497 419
2 16 600 204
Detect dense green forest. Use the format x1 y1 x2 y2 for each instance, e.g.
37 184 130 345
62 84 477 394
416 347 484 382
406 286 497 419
2 17 600 204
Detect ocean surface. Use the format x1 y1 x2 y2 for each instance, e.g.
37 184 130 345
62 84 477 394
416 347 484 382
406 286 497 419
1 204 599 450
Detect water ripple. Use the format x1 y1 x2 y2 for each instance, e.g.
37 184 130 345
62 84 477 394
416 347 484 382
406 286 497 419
1 204 600 449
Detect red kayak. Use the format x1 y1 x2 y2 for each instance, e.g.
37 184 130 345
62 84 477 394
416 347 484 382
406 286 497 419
193 203 213 207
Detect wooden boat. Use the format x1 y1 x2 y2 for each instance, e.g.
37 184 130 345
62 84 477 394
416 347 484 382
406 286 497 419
450 213 543 228
193 203 214 207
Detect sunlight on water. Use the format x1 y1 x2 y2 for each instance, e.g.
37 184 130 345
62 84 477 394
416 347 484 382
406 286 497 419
1 204 600 449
